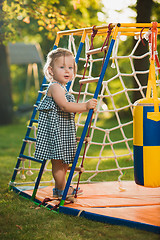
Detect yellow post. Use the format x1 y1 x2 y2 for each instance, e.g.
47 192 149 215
146 59 160 121
54 33 60 47
146 22 160 121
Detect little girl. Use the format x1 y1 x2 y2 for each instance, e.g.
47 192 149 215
34 48 97 198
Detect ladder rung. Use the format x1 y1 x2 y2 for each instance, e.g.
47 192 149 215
42 84 49 88
34 101 40 107
23 139 33 143
25 136 36 142
68 166 85 173
79 77 99 84
19 154 43 163
86 46 108 55
31 119 38 123
27 126 38 130
38 90 46 95
76 137 91 142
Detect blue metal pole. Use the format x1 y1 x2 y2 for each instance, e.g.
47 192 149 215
59 38 116 207
31 160 47 200
53 45 58 50
10 75 47 184
66 41 84 91
10 44 58 186
75 42 84 64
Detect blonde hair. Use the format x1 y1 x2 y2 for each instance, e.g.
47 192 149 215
43 48 77 82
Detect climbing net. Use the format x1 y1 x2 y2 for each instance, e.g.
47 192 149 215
15 23 160 187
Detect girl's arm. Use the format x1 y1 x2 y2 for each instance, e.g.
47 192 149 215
48 83 97 113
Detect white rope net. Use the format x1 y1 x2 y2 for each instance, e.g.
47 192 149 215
16 28 160 186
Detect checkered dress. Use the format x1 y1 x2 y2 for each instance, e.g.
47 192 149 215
34 82 77 164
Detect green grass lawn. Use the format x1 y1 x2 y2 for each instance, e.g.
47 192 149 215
0 119 159 240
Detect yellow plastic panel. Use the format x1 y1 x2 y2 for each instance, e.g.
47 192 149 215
133 105 143 146
143 146 160 187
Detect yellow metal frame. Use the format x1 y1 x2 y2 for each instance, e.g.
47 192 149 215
55 23 160 121
56 23 160 37
53 23 160 47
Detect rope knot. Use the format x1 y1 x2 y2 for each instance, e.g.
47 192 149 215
90 25 98 50
101 23 113 51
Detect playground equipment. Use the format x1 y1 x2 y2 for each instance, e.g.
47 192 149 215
8 42 44 103
133 23 160 187
10 23 160 233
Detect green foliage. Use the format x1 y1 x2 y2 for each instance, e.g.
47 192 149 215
1 0 62 43
1 0 105 45
1 0 106 109
10 64 44 108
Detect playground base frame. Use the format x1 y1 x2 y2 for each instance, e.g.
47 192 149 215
11 181 160 235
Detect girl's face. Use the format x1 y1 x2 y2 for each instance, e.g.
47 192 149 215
51 55 75 85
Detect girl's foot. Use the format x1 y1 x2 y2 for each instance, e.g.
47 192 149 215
53 186 83 199
53 188 58 198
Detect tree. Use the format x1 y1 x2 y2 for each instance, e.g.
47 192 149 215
0 0 13 124
133 0 153 102
0 0 104 125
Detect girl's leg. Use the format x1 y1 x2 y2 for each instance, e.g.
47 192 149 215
51 159 83 197
51 159 68 191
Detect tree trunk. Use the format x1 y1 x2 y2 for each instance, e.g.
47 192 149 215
0 44 13 124
133 0 153 102
0 0 13 124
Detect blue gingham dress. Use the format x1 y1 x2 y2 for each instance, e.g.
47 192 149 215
34 82 77 164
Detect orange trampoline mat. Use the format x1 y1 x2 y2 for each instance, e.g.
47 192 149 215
24 181 160 227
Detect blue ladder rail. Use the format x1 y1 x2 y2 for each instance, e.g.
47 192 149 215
59 30 118 207
10 43 57 186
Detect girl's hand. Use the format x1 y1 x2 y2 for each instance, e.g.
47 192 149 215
86 98 97 111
